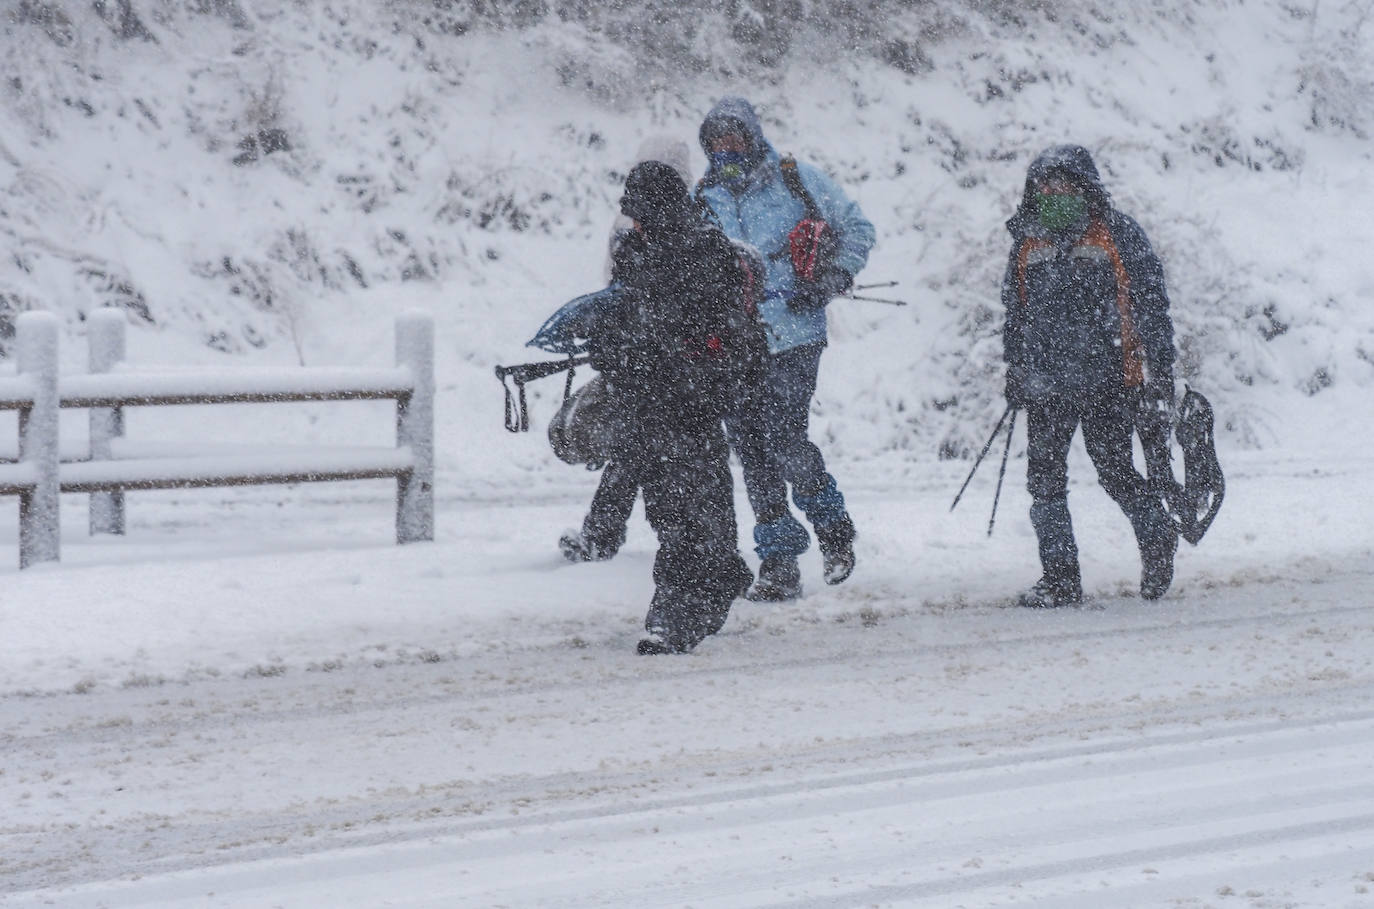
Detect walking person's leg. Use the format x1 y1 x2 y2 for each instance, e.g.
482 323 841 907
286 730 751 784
767 344 856 584
1080 396 1178 600
725 388 807 601
561 460 639 562
639 424 752 654
1020 402 1085 607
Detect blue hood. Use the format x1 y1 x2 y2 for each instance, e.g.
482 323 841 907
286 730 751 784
699 96 773 174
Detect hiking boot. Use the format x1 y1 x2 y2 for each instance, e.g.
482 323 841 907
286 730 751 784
1017 576 1084 609
636 625 700 655
559 529 616 564
816 517 856 586
1140 530 1178 601
636 632 678 655
745 557 802 602
821 544 855 586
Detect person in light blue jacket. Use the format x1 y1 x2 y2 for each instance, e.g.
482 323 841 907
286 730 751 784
696 96 876 601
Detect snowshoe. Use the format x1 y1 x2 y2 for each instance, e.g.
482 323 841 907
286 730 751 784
1136 386 1225 546
746 557 802 602
1016 576 1084 609
1170 387 1225 545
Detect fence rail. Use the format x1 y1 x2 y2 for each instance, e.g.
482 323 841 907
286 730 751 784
0 309 435 568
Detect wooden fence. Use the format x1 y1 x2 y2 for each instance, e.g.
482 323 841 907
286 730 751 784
0 310 434 568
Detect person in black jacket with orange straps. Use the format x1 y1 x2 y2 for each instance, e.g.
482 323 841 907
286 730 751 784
590 161 761 653
1002 145 1179 608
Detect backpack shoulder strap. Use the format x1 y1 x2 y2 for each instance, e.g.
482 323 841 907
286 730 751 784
778 154 822 220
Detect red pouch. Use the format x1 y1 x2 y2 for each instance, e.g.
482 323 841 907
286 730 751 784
789 218 835 282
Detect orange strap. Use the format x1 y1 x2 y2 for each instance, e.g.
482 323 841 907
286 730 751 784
1015 221 1144 387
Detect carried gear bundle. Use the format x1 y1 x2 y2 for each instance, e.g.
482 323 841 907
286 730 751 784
547 375 619 468
494 355 589 434
496 286 620 433
497 261 767 446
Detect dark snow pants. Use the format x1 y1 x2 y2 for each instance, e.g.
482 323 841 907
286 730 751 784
580 460 639 555
1025 394 1175 587
620 414 751 648
725 343 851 562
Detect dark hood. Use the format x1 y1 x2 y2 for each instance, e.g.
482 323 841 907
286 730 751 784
619 161 694 234
1007 144 1112 237
699 96 772 171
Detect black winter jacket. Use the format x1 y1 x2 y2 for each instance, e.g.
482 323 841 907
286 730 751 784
1002 145 1175 404
590 218 764 429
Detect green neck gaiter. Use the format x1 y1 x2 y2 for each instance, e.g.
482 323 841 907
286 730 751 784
1036 192 1088 232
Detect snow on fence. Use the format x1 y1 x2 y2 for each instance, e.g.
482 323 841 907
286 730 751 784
0 309 434 568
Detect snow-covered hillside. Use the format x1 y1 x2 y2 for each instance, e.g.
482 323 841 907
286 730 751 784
2 0 1372 475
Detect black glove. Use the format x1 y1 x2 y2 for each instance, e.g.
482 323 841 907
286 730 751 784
1005 364 1029 408
787 266 852 313
1137 372 1176 420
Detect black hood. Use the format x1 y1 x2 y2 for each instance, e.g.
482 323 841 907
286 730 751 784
1007 144 1112 237
699 95 771 173
619 161 693 233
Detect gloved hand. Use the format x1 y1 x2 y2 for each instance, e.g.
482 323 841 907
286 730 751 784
787 266 853 313
1138 372 1176 419
1005 364 1029 408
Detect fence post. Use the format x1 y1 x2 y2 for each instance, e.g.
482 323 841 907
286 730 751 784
17 312 60 568
88 308 126 535
394 311 434 543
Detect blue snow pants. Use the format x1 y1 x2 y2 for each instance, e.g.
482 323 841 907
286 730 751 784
725 343 850 562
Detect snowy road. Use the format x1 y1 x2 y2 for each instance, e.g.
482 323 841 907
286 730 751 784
3 452 1374 906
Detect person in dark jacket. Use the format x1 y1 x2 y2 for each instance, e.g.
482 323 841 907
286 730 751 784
1002 145 1179 608
590 160 758 654
696 96 876 601
559 136 697 564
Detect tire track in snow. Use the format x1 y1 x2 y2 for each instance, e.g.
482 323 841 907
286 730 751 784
16 709 1374 908
8 687 1374 897
3 578 1372 750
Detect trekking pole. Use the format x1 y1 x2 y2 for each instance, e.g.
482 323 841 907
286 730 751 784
950 405 1014 513
987 408 1018 537
854 281 899 291
843 293 909 306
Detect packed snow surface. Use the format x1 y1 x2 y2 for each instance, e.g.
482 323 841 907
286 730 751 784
1 447 1373 907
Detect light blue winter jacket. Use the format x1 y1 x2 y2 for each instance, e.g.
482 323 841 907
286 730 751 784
696 97 876 355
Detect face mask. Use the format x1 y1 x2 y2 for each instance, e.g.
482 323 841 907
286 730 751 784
1036 192 1088 231
710 150 749 184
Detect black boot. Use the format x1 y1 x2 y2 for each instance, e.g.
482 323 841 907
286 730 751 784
637 629 690 655
558 529 617 563
746 557 802 602
1016 575 1084 609
1140 527 1178 601
638 586 730 655
815 516 856 586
